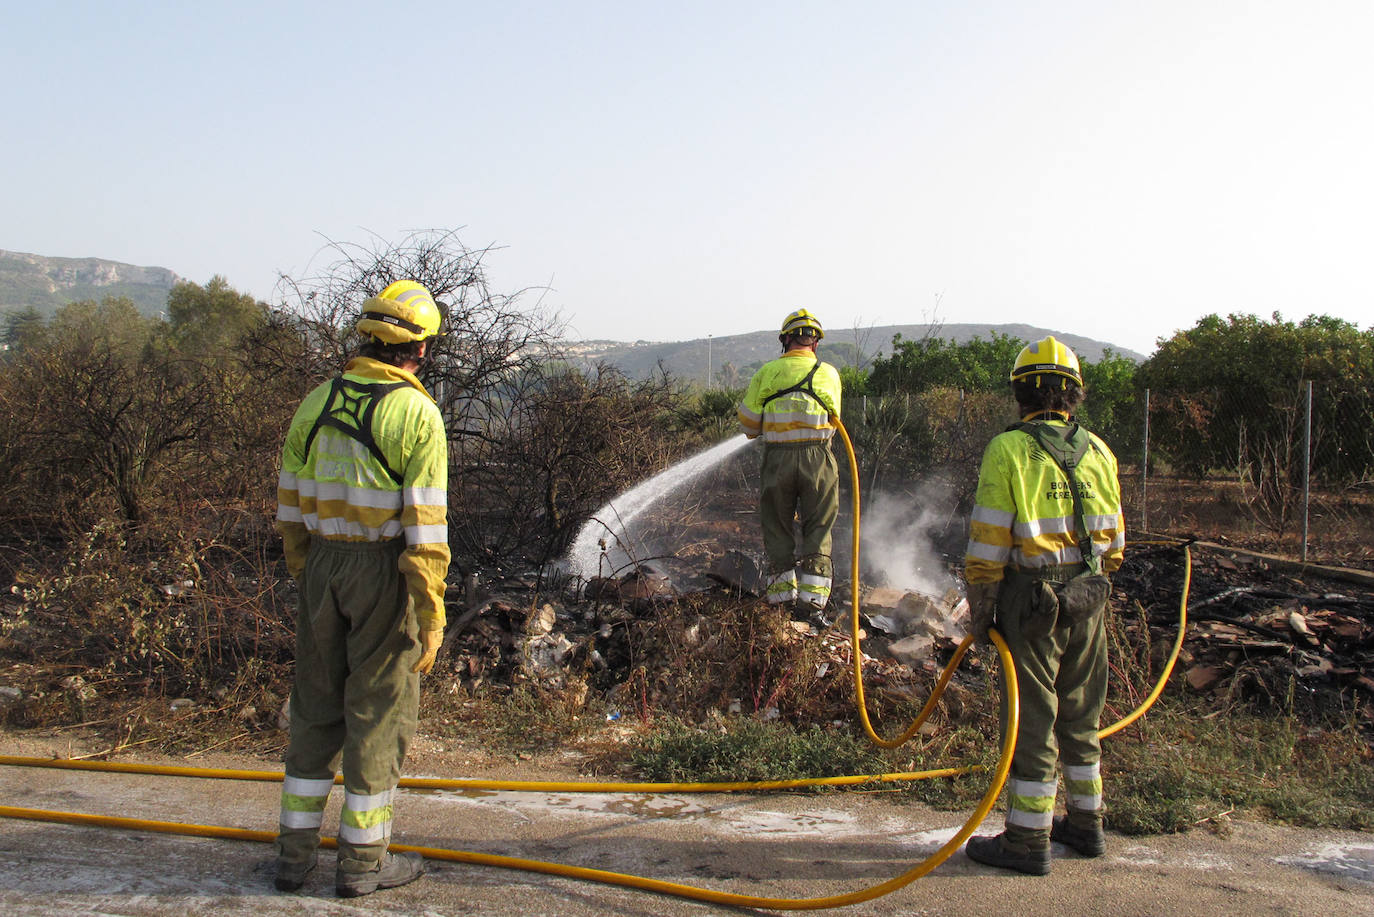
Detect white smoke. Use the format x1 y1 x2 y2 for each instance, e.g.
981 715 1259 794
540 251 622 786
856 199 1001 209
859 487 961 597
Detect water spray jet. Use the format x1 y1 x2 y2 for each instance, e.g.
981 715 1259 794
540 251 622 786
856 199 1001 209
560 434 752 581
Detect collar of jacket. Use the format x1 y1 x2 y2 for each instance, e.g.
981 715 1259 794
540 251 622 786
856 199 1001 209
1020 410 1070 423
343 356 436 403
782 347 818 360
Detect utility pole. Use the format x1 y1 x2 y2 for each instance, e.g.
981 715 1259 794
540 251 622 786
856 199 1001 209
706 334 713 389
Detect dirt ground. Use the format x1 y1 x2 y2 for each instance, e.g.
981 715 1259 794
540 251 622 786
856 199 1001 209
1 454 1371 914
0 730 1369 917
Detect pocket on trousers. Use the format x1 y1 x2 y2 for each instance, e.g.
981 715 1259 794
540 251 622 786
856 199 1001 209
1055 573 1111 627
1021 580 1059 641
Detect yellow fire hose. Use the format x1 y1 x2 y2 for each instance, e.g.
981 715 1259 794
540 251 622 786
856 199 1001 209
0 632 1017 910
832 418 976 749
0 755 976 792
830 417 1191 747
0 418 1191 907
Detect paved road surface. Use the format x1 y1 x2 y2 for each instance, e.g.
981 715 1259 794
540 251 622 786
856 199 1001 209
0 736 1369 916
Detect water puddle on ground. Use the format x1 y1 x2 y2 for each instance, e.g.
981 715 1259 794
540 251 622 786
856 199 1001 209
716 807 862 837
401 783 998 844
1276 842 1374 883
402 787 933 838
409 788 711 820
403 786 498 798
715 810 973 845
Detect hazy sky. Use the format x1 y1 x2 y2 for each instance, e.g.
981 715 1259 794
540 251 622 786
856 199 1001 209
5 1 1371 356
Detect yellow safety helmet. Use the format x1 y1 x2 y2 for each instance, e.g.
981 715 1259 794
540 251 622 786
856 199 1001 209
780 308 824 340
356 279 442 344
1010 335 1082 388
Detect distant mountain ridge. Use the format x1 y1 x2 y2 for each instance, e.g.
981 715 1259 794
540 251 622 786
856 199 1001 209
564 323 1146 384
0 250 1143 382
0 249 182 319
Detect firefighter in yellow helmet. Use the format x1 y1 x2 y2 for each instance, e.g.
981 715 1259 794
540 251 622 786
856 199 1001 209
737 309 843 615
962 336 1125 875
273 280 450 897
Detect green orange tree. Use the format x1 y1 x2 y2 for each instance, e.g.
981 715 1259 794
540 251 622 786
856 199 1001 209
1139 312 1374 530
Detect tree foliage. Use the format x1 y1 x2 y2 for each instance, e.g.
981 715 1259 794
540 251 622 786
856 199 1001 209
166 275 267 355
678 386 747 441
1 306 46 355
866 331 1026 395
846 331 1143 510
0 290 290 529
838 364 869 397
1141 313 1373 475
1140 312 1374 530
1077 349 1141 458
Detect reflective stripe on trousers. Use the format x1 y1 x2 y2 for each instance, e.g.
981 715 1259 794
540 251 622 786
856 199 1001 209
766 568 798 604
1006 776 1057 829
1064 762 1102 812
797 570 831 609
280 775 333 830
339 787 395 846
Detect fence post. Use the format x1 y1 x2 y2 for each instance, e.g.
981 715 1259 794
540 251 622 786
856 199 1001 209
1142 388 1150 533
1302 380 1312 563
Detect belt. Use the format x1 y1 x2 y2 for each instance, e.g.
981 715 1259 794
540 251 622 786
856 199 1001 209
762 438 833 450
1006 563 1087 585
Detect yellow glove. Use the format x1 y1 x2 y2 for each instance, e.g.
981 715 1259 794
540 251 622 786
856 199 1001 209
411 628 444 674
965 581 1001 645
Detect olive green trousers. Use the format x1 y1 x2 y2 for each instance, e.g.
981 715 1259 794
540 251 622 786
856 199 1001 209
995 572 1108 838
758 441 839 574
275 538 421 872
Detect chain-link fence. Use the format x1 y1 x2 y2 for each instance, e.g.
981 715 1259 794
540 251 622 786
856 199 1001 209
839 382 1374 570
1134 383 1374 567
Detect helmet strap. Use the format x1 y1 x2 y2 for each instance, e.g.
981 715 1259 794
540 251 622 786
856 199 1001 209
361 311 427 336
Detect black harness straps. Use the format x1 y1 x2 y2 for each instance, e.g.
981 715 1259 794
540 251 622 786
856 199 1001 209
1009 419 1106 574
302 376 412 485
760 362 824 413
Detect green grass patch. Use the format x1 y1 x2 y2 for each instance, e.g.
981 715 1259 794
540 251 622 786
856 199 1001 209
629 717 888 784
626 716 1002 805
1105 699 1374 834
621 696 1373 836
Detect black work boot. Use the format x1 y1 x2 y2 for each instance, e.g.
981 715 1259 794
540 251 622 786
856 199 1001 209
965 832 1051 876
1052 814 1106 857
273 853 317 892
798 601 833 629
336 851 425 898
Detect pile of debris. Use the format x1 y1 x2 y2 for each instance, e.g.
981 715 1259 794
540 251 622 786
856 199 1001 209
1115 543 1374 726
431 542 1374 734
431 550 978 725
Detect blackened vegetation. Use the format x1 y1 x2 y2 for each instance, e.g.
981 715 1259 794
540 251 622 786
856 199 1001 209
1112 541 1374 733
428 539 1373 747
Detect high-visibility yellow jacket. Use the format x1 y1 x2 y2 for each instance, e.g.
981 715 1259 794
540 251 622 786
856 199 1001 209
276 357 451 632
737 349 842 443
965 418 1124 584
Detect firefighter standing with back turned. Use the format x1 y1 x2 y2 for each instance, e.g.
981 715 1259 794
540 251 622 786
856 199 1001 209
273 280 450 897
962 336 1125 875
737 309 843 616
